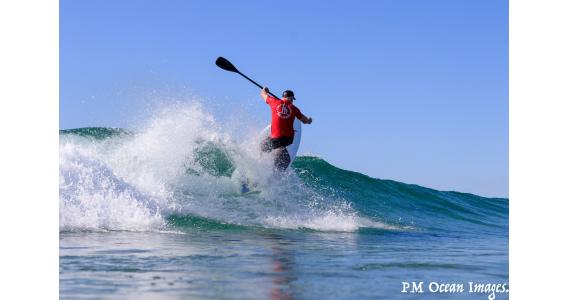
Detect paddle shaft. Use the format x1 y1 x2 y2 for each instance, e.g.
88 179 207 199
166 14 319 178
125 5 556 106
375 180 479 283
234 70 279 99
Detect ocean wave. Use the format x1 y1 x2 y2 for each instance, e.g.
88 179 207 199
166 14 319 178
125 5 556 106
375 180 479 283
59 102 508 233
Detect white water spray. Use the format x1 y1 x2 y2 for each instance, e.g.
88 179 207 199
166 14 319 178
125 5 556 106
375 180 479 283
59 101 391 232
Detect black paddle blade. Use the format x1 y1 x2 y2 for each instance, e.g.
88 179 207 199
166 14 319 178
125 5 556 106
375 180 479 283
215 57 239 73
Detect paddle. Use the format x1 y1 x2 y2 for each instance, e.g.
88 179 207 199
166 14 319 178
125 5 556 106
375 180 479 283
215 57 280 99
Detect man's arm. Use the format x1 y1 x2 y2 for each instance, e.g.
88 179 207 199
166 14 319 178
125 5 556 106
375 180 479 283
299 115 312 124
261 87 270 102
295 106 312 124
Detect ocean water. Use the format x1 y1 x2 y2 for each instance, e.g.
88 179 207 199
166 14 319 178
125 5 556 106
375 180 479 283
59 103 508 299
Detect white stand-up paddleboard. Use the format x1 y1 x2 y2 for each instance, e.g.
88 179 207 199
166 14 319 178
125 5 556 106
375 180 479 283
239 119 302 193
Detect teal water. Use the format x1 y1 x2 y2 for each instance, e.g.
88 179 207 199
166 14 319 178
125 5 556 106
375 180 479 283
60 124 508 299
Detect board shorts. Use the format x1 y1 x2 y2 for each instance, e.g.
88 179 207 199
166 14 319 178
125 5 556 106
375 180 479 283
261 136 294 171
260 136 294 152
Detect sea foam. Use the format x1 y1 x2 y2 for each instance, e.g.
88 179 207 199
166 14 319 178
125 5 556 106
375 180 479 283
60 101 382 232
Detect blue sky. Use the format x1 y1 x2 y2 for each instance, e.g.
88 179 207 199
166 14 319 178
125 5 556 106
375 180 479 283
60 0 508 197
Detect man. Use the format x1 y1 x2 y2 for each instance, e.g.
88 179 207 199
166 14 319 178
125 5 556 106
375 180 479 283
260 87 312 171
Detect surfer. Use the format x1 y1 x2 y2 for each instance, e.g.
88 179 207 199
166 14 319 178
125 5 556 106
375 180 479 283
260 87 312 171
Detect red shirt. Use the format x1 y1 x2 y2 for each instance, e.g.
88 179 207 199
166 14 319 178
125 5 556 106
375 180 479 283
266 96 305 138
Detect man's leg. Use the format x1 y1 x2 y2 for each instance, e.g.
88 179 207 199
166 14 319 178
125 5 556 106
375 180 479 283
260 137 294 170
273 148 291 171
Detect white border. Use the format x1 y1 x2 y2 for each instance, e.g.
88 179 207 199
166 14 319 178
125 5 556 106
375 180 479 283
511 0 568 297
2 0 568 298
0 0 58 299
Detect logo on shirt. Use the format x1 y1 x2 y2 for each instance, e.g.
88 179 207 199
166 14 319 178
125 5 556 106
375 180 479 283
277 103 292 119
